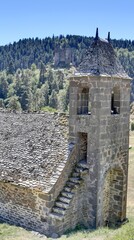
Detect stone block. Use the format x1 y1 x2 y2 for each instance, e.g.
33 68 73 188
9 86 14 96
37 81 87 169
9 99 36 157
38 193 51 201
46 201 54 208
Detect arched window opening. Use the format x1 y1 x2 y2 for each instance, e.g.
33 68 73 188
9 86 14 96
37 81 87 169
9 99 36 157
111 86 120 114
77 88 91 115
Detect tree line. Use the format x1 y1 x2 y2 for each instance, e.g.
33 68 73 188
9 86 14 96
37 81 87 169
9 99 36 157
0 63 70 112
0 34 134 111
1 35 134 72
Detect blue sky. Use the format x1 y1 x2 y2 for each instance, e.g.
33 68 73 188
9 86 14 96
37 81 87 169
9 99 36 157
0 0 133 45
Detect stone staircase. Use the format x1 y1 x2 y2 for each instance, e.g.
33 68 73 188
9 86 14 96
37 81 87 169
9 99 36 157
50 160 88 220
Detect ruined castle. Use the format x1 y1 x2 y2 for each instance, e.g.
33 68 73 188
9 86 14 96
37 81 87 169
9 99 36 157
0 30 131 237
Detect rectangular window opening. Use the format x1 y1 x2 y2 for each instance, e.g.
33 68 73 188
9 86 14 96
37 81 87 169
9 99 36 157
78 132 87 162
77 88 91 115
111 87 120 115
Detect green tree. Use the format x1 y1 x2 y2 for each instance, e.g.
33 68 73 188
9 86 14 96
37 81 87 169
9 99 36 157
38 61 46 87
40 82 49 106
47 69 54 94
56 70 64 89
31 63 37 71
34 88 44 111
7 60 15 74
0 72 8 99
7 83 16 98
0 98 5 108
49 90 58 109
58 89 67 112
7 95 22 111
14 69 33 111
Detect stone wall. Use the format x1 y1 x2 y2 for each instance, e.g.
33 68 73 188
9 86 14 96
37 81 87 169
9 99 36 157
50 144 78 200
0 181 51 235
0 111 72 236
0 111 82 236
69 76 101 227
103 168 124 225
69 75 130 228
0 142 87 236
50 174 93 235
97 77 130 226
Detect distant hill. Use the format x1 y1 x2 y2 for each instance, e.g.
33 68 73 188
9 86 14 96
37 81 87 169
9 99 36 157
0 35 134 75
0 35 134 111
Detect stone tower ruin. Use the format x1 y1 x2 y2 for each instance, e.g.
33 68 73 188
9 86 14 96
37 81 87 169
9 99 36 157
69 29 131 227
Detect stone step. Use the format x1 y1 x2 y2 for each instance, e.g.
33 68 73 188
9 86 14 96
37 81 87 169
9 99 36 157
61 191 74 199
56 201 69 209
59 196 71 204
69 177 81 184
50 159 89 220
75 166 84 173
49 212 63 220
77 160 88 169
72 171 80 177
66 180 78 188
52 206 66 215
64 186 72 192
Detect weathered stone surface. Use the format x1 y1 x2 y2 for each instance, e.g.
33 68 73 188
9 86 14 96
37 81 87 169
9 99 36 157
77 37 130 79
38 193 51 201
0 181 50 235
51 232 59 238
0 111 69 192
68 35 130 231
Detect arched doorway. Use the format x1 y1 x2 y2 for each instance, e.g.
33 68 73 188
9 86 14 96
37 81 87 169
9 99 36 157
103 168 124 226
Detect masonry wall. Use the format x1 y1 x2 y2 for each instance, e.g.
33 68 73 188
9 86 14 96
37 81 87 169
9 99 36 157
0 181 54 235
50 173 94 235
69 76 102 227
102 168 124 225
0 138 80 236
69 75 130 228
97 77 130 226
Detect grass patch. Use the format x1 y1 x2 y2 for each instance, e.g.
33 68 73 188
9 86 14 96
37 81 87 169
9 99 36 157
58 220 134 240
41 106 58 113
0 223 47 240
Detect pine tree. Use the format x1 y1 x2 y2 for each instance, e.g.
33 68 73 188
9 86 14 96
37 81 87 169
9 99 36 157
49 90 58 109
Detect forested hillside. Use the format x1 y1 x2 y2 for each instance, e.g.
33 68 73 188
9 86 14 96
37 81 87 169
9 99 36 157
1 36 134 73
0 35 134 111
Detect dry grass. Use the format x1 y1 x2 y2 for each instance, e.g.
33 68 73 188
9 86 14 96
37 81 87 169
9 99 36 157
0 224 47 240
127 133 134 216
